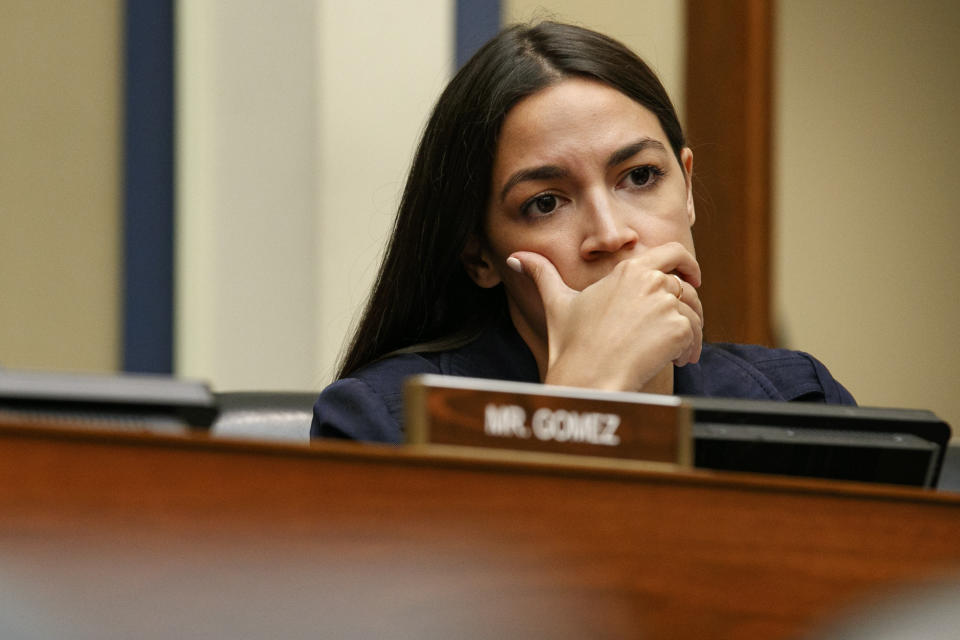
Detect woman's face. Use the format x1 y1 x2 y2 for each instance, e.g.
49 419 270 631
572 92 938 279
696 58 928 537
468 77 696 346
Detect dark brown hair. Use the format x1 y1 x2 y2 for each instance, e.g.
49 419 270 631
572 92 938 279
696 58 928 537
337 21 685 378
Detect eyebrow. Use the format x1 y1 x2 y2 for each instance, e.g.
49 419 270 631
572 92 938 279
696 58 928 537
499 166 568 203
498 137 668 203
606 138 667 169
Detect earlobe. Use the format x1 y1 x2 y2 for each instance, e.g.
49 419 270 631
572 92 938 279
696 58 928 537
461 234 502 289
681 147 696 226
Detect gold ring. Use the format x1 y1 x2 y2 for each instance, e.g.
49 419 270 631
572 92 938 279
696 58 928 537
672 274 684 299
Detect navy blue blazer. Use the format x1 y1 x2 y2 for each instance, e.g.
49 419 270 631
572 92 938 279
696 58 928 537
312 320 855 443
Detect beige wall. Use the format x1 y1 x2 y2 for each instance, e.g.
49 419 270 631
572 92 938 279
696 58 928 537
313 1 453 387
0 0 121 373
775 0 960 430
175 0 452 390
176 0 321 390
504 0 686 119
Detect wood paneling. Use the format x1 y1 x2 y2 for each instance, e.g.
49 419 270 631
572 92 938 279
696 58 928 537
2 423 959 639
686 0 773 345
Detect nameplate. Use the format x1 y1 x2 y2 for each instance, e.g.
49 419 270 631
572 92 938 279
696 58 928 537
404 375 692 466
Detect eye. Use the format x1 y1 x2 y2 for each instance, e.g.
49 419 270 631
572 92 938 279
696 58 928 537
629 167 653 186
521 193 562 217
533 194 557 213
621 165 665 190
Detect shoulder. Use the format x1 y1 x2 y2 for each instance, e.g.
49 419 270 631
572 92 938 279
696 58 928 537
311 353 440 443
311 322 540 443
679 343 856 404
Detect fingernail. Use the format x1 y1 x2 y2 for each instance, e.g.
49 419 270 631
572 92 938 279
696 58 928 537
506 256 522 273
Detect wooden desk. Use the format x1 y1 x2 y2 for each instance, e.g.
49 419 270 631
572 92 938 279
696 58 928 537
2 422 959 639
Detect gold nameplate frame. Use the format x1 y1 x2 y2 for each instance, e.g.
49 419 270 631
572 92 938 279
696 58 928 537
405 375 692 467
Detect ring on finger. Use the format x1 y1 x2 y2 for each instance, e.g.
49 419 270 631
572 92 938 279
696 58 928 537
672 274 684 300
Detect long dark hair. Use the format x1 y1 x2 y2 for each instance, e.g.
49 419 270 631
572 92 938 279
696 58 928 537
336 21 686 378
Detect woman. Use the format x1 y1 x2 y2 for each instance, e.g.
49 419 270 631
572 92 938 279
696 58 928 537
312 21 854 442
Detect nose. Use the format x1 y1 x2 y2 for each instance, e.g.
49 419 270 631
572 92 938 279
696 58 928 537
579 194 639 260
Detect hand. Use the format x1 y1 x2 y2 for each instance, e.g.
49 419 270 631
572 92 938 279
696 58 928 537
508 242 704 392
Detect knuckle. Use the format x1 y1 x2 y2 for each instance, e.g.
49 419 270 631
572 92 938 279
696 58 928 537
664 241 685 255
667 314 694 341
613 258 640 277
659 289 679 308
640 270 666 292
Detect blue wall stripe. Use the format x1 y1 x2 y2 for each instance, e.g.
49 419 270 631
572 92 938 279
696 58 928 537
122 0 175 374
456 0 501 69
